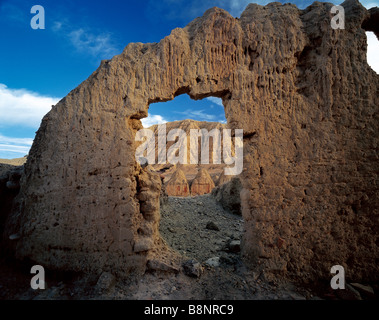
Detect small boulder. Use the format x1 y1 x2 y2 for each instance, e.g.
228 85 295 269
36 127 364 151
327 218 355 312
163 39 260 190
182 259 203 278
95 272 116 294
220 256 235 265
147 260 179 274
133 238 154 253
204 257 220 268
206 221 220 231
228 240 241 253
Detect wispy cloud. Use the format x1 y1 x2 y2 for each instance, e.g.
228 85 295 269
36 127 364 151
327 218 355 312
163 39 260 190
0 83 60 128
142 114 168 128
52 21 63 32
67 28 119 58
0 134 33 157
51 17 120 59
175 109 216 121
0 136 33 146
206 97 223 107
0 0 27 23
0 144 30 155
174 109 226 122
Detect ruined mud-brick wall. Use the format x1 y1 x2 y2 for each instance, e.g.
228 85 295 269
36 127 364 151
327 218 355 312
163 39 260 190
4 0 379 282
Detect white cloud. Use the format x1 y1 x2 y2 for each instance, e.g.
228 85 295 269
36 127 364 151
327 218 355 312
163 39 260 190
0 135 33 146
141 114 168 127
0 144 30 155
206 97 224 107
366 32 379 74
0 84 60 128
0 134 33 156
50 17 120 60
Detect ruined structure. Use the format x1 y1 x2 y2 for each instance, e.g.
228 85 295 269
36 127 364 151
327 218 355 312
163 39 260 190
3 0 379 282
165 168 190 197
190 168 215 195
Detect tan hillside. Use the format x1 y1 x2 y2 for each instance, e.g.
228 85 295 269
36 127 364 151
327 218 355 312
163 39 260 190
0 157 27 166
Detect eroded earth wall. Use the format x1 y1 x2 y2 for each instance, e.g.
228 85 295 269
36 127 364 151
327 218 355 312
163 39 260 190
4 0 379 282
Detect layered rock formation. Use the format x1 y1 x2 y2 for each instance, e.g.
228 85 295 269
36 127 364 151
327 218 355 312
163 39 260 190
190 168 215 196
3 0 379 282
147 119 228 196
148 119 227 165
165 168 190 197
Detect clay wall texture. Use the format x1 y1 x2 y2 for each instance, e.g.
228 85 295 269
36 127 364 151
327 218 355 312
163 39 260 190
4 0 379 282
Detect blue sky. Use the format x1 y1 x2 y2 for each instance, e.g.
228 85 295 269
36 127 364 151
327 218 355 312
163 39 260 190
0 0 378 158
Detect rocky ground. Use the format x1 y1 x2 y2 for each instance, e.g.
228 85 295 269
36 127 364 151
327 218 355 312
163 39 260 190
0 194 312 300
0 193 377 300
160 195 243 263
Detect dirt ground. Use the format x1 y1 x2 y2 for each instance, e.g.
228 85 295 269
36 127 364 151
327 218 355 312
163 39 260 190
0 193 321 300
160 195 243 263
1 191 378 300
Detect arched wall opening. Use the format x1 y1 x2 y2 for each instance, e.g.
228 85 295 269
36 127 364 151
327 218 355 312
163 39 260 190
137 93 245 266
